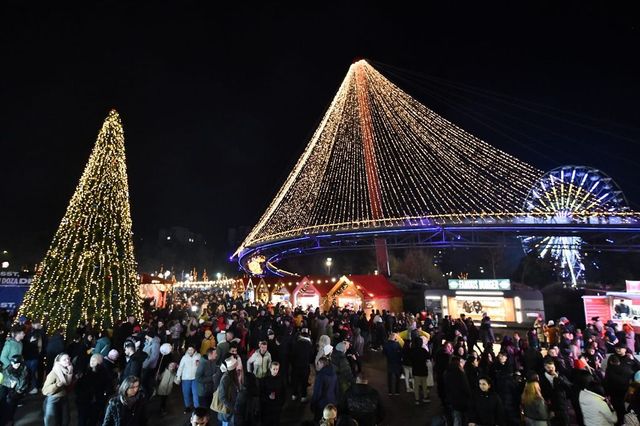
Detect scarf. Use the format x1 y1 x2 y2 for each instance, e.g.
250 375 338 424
53 362 73 387
121 391 141 407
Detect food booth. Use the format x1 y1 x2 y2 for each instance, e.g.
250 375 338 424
270 282 292 306
292 276 334 309
255 278 270 304
583 280 640 330
324 276 365 311
424 279 544 328
349 274 404 312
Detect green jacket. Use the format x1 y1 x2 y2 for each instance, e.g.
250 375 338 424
0 338 23 369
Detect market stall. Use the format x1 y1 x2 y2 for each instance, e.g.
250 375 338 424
324 276 365 311
292 276 333 308
270 283 291 306
424 279 544 328
349 274 403 312
583 281 640 330
255 278 270 304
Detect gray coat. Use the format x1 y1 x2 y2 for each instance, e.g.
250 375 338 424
142 336 161 370
196 358 221 397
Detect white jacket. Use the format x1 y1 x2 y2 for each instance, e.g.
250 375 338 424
579 389 617 426
246 350 272 379
177 353 201 381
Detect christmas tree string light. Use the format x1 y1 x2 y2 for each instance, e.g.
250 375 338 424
18 110 142 333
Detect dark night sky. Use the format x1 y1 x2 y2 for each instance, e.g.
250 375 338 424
1 2 640 267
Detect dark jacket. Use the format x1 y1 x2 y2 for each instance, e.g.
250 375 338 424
260 373 286 410
121 351 148 382
340 383 385 426
331 350 354 394
468 390 505 426
1 364 29 395
409 346 430 377
195 358 217 397
382 340 402 374
443 365 471 410
102 395 147 426
464 363 480 391
291 336 313 372
218 371 240 416
311 364 338 413
539 372 572 425
76 364 113 405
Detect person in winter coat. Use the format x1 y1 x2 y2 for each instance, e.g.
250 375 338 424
93 330 112 357
0 354 29 425
383 333 403 395
521 376 550 426
46 329 65 373
339 374 385 426
332 341 355 397
217 356 241 426
311 357 339 421
578 370 617 426
199 329 216 356
539 358 572 426
121 342 147 385
0 325 25 369
246 340 272 379
156 362 177 415
468 377 505 426
352 328 365 357
443 356 472 426
479 315 495 350
141 331 160 397
75 354 113 426
176 345 202 412
409 336 430 404
260 362 286 426
604 353 633 424
491 352 520 426
102 375 147 426
465 355 481 391
291 328 313 402
316 335 332 369
43 352 74 426
196 348 220 408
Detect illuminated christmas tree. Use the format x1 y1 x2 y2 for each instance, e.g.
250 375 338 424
18 110 142 333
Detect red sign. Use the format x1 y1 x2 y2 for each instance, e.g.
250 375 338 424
583 296 611 323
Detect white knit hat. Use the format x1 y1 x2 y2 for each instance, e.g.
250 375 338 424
323 344 333 356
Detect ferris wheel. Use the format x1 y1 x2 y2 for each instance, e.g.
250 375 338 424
521 165 629 286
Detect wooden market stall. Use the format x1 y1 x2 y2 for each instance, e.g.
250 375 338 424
138 273 172 308
255 278 270 304
293 276 334 309
268 278 292 306
350 274 404 312
324 276 365 311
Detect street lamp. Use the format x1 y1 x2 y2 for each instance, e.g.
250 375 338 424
216 272 222 280
325 258 332 276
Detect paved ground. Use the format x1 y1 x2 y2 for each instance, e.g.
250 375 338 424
15 351 441 425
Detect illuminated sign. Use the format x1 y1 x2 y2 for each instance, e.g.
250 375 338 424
448 279 511 291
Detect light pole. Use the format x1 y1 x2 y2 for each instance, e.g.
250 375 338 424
325 257 332 276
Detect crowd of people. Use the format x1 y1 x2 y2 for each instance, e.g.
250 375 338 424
1 291 640 426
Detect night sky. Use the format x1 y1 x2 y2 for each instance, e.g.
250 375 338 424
2 2 640 267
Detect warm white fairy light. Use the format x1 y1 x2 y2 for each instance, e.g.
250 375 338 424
235 61 637 256
18 110 142 333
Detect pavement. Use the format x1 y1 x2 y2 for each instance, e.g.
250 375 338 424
15 351 442 425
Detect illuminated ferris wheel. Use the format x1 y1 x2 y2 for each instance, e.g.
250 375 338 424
521 165 629 287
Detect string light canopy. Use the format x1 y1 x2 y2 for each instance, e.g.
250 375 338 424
18 110 142 333
234 60 640 276
236 60 543 252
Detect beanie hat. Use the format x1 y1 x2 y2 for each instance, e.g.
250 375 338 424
335 341 347 353
221 356 238 372
323 344 333 356
107 349 119 361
